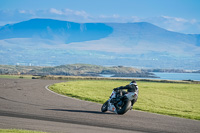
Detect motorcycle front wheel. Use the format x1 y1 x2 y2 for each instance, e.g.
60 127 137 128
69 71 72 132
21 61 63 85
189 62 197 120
116 99 131 115
101 101 108 112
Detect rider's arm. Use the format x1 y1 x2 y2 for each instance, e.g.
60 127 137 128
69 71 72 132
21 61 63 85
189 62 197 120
118 85 130 90
113 86 125 91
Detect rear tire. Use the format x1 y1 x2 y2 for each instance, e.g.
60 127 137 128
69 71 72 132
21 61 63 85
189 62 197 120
101 101 108 112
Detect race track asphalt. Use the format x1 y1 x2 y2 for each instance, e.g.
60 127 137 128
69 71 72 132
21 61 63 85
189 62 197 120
0 78 199 133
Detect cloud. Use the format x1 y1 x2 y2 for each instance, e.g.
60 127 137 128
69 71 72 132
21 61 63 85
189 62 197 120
50 8 63 15
130 16 141 22
162 16 187 22
99 14 119 19
74 10 89 18
19 10 26 14
48 8 90 19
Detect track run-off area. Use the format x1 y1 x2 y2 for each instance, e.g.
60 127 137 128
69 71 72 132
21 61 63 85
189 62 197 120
0 78 199 133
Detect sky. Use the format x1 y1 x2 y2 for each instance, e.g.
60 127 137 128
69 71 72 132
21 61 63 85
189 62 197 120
0 0 200 34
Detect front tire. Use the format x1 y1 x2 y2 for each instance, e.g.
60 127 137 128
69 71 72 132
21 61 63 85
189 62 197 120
116 99 131 115
101 101 108 112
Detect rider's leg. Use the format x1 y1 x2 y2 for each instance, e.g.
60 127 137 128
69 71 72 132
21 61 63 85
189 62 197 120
130 96 138 110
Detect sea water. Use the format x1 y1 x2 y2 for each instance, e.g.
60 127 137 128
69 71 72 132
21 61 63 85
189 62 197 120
152 72 200 81
100 73 200 81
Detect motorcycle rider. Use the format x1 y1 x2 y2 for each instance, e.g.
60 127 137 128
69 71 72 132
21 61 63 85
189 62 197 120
114 80 139 109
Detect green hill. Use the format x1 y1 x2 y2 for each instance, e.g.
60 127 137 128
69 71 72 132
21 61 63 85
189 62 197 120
0 64 156 78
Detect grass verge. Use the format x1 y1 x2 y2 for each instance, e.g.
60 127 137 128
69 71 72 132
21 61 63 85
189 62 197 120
0 129 46 133
49 80 200 120
0 75 39 79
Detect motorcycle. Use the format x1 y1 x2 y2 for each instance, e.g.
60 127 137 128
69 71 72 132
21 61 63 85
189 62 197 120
101 88 138 115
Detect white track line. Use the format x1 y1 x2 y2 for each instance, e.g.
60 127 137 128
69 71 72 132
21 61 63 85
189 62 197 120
45 84 101 105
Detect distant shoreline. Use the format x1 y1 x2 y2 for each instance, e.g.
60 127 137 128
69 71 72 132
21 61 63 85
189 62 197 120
0 64 199 81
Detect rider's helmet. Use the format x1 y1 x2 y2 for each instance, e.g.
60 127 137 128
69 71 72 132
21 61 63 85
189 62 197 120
129 80 137 86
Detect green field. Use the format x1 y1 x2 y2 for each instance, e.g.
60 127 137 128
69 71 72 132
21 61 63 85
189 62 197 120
0 75 39 79
0 129 46 133
49 80 200 120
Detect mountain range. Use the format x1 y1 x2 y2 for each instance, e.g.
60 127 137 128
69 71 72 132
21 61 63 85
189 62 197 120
0 18 199 69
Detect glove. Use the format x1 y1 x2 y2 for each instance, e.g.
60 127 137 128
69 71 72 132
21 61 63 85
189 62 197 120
113 88 119 91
